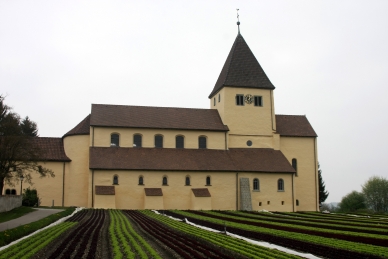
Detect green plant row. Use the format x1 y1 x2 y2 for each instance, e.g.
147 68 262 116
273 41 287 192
292 212 388 225
0 207 75 247
205 211 388 239
0 222 76 259
109 210 161 259
262 211 388 229
141 210 300 259
174 210 388 258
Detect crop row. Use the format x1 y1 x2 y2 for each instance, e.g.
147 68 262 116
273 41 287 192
167 210 388 259
109 210 161 259
0 222 76 259
210 211 388 240
141 210 301 259
245 210 388 230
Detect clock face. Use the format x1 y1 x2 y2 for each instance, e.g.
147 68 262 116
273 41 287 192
245 94 253 104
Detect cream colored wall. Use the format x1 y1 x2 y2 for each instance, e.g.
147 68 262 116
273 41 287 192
3 161 66 207
211 87 275 137
144 196 164 210
93 128 226 150
238 173 294 212
191 192 212 210
63 135 90 207
229 135 274 149
93 170 237 210
279 136 318 211
95 195 116 209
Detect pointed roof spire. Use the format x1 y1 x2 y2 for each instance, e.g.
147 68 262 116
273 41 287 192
209 32 275 98
237 9 241 34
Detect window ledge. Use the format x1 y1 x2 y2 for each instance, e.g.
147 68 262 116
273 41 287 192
278 190 285 192
113 184 119 185
162 184 169 186
185 185 191 186
205 185 212 186
252 190 260 192
138 184 144 186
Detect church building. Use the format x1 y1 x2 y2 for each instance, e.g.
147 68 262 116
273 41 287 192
3 29 318 211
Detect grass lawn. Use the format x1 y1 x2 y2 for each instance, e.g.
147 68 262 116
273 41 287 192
0 207 36 224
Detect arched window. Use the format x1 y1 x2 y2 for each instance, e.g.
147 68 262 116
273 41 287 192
5 189 11 195
292 158 297 176
198 136 207 149
162 176 168 185
253 178 259 191
176 135 184 149
113 175 119 185
296 199 299 206
206 176 211 186
185 176 190 186
111 133 119 147
155 135 163 148
134 134 142 148
11 189 16 195
278 179 284 191
139 176 144 185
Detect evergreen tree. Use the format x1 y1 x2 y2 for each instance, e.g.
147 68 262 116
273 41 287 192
318 163 329 204
20 116 38 137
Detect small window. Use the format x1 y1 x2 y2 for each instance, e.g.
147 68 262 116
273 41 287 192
11 189 16 195
162 176 168 186
206 176 211 186
247 140 252 147
155 135 163 148
176 135 184 149
254 96 263 106
218 94 221 102
198 136 207 149
214 97 216 106
296 199 299 206
236 94 244 106
253 178 259 191
267 201 270 205
113 175 118 185
282 201 284 205
134 134 142 148
185 176 190 186
278 179 284 191
292 159 297 176
139 176 144 185
5 189 11 195
259 202 262 206
111 133 119 147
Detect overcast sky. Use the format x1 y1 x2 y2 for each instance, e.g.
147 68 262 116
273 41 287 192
1 1 388 203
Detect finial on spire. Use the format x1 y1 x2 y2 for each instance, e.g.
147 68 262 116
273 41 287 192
236 8 240 34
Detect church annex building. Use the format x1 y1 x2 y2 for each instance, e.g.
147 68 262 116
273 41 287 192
3 31 318 211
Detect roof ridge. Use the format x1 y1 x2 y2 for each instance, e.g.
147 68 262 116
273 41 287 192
275 114 307 117
92 103 212 111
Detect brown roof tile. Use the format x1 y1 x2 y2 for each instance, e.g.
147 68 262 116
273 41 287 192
209 33 275 98
63 114 90 138
30 137 71 161
144 188 163 196
95 185 115 195
90 104 228 131
192 188 211 197
276 115 317 137
89 147 294 173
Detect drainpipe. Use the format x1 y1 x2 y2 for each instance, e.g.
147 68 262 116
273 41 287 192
92 170 94 208
236 172 239 210
292 173 295 212
62 162 65 207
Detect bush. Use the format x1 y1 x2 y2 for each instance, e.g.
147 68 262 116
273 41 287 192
22 188 40 207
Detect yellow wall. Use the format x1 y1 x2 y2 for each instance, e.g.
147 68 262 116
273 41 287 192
279 136 318 211
211 87 276 136
95 194 116 209
92 127 226 150
3 161 66 207
191 192 212 210
63 135 90 207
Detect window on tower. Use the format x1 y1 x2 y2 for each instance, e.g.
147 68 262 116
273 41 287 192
254 96 263 106
236 94 244 106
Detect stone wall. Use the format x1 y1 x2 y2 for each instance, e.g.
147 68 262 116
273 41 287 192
0 195 22 212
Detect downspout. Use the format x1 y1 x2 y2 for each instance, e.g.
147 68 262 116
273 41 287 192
314 138 318 211
92 170 94 208
92 126 95 147
224 132 227 150
62 162 65 207
292 173 295 212
236 172 239 210
271 90 275 131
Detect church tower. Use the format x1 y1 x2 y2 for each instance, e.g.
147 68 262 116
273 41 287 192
209 32 278 149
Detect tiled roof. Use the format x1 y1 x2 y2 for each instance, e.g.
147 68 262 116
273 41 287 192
63 115 90 138
95 186 115 195
90 104 228 131
209 33 275 98
144 188 163 196
192 188 211 197
276 115 317 137
89 147 295 173
30 137 71 161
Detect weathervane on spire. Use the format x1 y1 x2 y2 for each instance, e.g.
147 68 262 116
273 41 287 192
236 8 240 34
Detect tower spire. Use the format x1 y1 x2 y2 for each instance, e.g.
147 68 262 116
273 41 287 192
236 9 240 34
